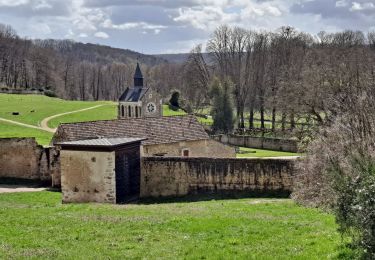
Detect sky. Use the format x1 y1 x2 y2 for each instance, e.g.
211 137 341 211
0 0 374 54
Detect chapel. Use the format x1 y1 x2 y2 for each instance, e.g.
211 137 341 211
118 63 162 119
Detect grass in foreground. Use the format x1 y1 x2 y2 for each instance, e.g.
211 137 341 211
0 191 346 259
237 147 300 158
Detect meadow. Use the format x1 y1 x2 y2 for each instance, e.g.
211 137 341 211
0 94 114 126
0 191 349 259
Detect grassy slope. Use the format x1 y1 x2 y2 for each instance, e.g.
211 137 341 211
0 122 53 145
237 147 299 158
0 94 113 126
0 191 346 259
47 104 117 128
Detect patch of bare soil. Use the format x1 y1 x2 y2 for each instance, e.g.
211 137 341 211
0 184 46 193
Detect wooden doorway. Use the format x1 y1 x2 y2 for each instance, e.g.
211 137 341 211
115 145 141 203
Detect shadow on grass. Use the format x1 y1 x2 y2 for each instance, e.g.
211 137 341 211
0 177 52 188
335 242 361 259
138 190 291 205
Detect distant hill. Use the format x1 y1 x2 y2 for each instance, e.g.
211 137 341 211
155 53 190 64
0 22 170 101
35 39 168 66
155 53 213 64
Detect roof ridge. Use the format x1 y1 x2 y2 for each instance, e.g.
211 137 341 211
59 114 196 126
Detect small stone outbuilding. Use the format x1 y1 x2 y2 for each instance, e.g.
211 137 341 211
58 137 145 204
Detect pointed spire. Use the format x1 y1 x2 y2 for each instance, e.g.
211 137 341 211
134 62 143 87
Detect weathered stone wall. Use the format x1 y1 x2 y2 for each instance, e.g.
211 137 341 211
212 134 299 153
60 150 116 203
0 89 43 95
141 157 295 198
0 138 58 182
143 139 236 158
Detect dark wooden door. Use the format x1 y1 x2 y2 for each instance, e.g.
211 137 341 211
115 146 141 203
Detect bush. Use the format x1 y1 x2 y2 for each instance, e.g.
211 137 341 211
169 90 180 108
44 90 57 97
334 157 375 258
293 91 375 258
168 103 179 111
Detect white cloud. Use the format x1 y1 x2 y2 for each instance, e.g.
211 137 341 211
350 2 375 11
101 19 167 31
335 0 348 7
94 31 109 38
0 0 28 6
174 6 238 30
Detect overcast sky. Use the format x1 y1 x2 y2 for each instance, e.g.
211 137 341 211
0 0 374 54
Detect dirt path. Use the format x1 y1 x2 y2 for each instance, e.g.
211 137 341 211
0 185 46 193
40 104 105 133
0 117 47 132
0 104 105 134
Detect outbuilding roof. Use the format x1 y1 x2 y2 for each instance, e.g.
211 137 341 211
52 115 209 146
57 137 146 148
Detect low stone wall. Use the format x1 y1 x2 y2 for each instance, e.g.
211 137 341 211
0 89 43 95
143 139 236 158
0 138 59 184
141 157 295 198
212 134 299 152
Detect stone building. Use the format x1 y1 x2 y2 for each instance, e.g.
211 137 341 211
118 63 162 119
53 115 235 158
58 137 145 204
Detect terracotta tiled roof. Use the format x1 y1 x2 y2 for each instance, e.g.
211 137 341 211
52 115 209 146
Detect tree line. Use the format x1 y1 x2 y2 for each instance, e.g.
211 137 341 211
181 25 375 135
0 23 169 101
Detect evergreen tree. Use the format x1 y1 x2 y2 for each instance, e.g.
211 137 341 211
210 78 234 133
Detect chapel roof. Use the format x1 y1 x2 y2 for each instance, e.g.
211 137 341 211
118 87 149 102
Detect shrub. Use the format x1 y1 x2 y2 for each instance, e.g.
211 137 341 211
169 90 180 108
293 91 375 258
44 90 57 97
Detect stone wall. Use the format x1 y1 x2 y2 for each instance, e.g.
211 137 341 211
0 138 58 182
60 150 116 203
143 139 236 158
212 134 299 153
141 157 295 198
0 89 43 95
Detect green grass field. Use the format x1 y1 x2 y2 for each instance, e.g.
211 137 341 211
0 94 113 126
0 191 349 259
0 121 53 145
237 147 300 158
47 104 117 128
